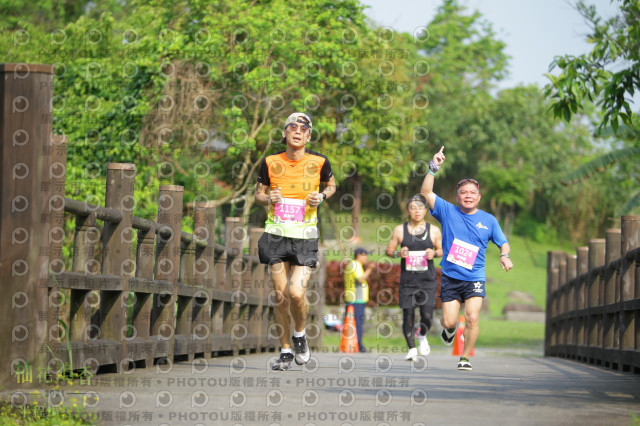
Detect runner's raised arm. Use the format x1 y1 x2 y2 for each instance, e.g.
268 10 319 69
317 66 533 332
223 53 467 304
420 146 445 211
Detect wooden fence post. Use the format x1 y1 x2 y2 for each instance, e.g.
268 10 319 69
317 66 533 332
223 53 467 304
69 212 101 346
152 185 183 362
586 239 605 358
620 216 640 302
211 225 227 353
101 163 135 371
48 135 68 275
576 247 589 349
576 246 588 311
0 63 54 387
193 202 216 355
239 228 257 352
602 229 621 355
620 216 640 363
133 222 155 368
249 228 267 349
588 239 605 307
176 224 196 360
604 229 621 305
545 251 564 356
225 217 245 354
567 254 577 347
558 253 568 317
46 135 68 350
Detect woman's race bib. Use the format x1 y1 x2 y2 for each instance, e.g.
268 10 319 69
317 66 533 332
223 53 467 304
274 197 306 223
406 250 429 272
446 238 479 270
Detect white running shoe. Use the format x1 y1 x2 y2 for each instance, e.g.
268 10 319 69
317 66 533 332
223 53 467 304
417 335 431 356
292 335 310 365
271 352 294 370
405 347 418 361
457 357 472 371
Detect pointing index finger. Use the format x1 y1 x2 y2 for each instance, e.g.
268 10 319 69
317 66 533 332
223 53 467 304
438 146 444 154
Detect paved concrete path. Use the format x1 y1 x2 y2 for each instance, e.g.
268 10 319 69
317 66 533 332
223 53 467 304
24 346 634 426
4 346 639 425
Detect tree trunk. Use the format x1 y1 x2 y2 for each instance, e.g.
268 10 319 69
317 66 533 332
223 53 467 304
241 185 256 226
352 174 362 243
504 209 514 237
396 186 409 212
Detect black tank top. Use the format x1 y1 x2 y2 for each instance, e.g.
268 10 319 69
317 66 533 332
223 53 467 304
400 222 436 286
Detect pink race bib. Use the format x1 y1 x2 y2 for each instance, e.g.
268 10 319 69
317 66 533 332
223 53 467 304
406 250 429 272
274 197 305 223
446 238 479 270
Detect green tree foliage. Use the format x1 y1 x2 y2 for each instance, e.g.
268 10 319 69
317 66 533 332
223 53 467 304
1 12 162 216
327 0 511 239
320 29 423 238
546 0 639 134
2 0 429 233
0 0 634 244
500 89 627 241
412 0 509 194
0 0 126 31
1 0 393 219
545 0 640 214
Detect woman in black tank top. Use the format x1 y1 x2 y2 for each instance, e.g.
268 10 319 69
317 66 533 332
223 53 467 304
400 222 437 285
386 195 443 361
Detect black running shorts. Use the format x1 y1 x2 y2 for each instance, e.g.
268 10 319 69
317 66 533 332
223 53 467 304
440 274 486 302
258 232 319 268
398 283 437 310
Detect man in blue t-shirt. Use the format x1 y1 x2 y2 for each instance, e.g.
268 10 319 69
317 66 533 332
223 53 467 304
420 146 514 371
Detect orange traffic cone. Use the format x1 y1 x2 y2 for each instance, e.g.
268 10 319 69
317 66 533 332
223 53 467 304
339 305 359 353
452 315 475 356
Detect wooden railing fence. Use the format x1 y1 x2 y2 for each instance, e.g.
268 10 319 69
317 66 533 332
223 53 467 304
545 215 640 373
0 63 324 387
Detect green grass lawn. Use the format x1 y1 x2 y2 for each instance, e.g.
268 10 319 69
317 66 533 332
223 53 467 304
475 317 544 347
483 237 547 316
321 315 544 354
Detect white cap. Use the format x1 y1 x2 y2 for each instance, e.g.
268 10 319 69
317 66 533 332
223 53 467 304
283 112 312 129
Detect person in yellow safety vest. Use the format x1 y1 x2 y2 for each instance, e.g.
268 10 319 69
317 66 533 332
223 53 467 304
343 247 375 352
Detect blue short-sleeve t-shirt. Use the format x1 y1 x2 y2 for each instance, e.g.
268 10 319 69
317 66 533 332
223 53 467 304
430 195 508 281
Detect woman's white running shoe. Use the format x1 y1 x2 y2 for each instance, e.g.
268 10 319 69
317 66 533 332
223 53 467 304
405 347 418 361
417 335 431 355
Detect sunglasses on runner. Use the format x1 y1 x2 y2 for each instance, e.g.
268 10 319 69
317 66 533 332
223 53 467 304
286 122 310 133
457 178 479 189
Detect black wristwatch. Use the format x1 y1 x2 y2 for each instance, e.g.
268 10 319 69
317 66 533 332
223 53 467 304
321 193 327 201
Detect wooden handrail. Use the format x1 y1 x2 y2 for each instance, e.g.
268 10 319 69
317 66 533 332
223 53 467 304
545 216 640 374
64 197 122 223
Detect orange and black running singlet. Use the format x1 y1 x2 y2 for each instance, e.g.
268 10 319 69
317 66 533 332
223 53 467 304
257 149 333 239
